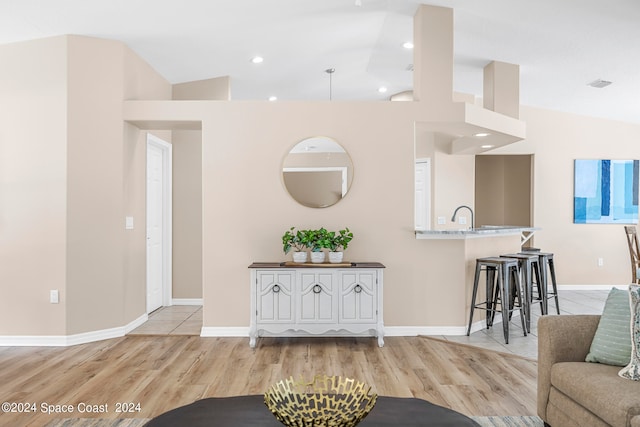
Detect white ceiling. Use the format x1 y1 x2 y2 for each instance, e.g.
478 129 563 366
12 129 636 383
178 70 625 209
2 0 639 124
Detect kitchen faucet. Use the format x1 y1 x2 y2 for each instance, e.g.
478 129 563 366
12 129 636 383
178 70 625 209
451 205 474 229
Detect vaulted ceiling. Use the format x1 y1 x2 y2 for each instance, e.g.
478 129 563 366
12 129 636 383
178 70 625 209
2 0 639 123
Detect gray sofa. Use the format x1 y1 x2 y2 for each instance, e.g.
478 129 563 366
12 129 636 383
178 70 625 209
538 315 640 427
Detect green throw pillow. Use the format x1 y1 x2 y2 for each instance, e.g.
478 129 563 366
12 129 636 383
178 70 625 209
619 284 640 380
585 287 631 366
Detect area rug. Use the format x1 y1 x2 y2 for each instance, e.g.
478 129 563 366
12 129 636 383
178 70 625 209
43 419 150 427
45 415 544 426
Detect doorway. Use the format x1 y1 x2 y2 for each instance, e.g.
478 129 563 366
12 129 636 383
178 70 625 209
146 134 172 313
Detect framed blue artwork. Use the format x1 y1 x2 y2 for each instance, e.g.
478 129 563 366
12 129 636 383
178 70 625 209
574 159 639 224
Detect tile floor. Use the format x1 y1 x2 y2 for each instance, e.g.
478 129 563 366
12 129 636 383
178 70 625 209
126 289 612 359
128 305 202 335
435 289 610 359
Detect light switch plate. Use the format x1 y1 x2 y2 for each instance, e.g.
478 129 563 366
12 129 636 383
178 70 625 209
458 217 467 225
437 216 446 225
50 290 59 304
125 216 134 230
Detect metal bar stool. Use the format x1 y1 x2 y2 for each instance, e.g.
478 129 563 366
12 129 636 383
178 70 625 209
467 257 527 344
520 250 560 315
500 253 540 333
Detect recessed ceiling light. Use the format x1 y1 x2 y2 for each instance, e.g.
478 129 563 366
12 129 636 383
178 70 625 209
378 86 388 93
403 42 414 49
251 56 264 64
474 132 491 137
268 96 277 101
481 144 494 149
587 79 612 88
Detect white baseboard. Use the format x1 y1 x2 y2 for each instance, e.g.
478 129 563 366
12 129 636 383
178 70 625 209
0 313 149 347
171 298 203 305
200 327 249 337
125 313 148 334
557 284 624 290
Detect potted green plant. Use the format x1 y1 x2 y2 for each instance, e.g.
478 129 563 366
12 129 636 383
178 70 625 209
282 227 313 263
327 228 353 263
309 227 331 263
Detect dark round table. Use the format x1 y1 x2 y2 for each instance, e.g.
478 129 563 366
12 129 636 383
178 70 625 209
144 395 480 426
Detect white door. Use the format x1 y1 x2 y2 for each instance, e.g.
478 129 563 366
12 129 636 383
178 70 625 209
415 159 431 231
146 135 172 313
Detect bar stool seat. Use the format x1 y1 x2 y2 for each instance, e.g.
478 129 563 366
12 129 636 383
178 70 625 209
467 257 527 344
520 250 560 315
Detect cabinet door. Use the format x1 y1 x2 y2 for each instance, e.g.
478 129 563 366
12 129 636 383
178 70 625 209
256 271 294 323
298 271 336 323
339 270 377 323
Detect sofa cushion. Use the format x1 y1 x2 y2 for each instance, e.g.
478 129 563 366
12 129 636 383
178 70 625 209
586 287 631 366
620 284 640 381
551 361 640 427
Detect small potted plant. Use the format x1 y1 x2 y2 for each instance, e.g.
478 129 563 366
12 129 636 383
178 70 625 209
309 227 331 263
327 228 353 263
282 227 313 263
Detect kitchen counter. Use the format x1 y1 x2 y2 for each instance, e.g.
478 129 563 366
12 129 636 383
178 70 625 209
415 225 538 241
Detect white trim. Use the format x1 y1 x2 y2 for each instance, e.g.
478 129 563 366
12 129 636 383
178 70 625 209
146 133 173 309
557 284 624 290
125 313 149 334
200 327 250 337
0 314 147 347
171 298 203 305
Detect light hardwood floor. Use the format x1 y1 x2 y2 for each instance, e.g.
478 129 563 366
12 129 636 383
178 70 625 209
0 336 536 426
0 290 608 426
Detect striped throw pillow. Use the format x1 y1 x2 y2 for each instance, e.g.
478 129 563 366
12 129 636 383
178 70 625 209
585 287 631 366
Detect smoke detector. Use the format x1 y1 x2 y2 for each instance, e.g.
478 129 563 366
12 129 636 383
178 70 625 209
587 79 612 88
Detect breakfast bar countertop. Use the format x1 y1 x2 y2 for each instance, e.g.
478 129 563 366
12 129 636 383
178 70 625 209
415 225 539 240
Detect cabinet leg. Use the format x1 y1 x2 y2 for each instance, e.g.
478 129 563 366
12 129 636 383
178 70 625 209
377 326 385 347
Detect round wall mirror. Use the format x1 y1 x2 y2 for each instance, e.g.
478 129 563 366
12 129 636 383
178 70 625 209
282 137 354 208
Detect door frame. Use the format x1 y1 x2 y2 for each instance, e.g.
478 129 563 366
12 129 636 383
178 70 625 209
146 133 173 311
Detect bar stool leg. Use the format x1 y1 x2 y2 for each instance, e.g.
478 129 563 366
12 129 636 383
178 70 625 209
500 263 510 344
540 256 549 315
466 262 483 336
532 259 547 315
487 266 497 327
522 260 532 333
513 266 527 336
548 257 560 315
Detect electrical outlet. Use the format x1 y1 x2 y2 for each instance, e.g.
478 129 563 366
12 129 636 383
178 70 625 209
437 216 446 225
458 216 467 225
50 290 59 304
597 257 604 267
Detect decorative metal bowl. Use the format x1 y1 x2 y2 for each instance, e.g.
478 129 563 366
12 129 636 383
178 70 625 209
264 375 378 427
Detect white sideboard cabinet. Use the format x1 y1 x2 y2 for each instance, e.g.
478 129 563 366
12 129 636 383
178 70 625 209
248 262 385 348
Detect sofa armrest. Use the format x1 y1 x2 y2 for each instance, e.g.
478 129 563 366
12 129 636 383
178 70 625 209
537 314 601 422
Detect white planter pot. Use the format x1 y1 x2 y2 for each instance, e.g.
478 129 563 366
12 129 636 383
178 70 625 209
328 251 344 263
292 251 308 263
310 251 325 264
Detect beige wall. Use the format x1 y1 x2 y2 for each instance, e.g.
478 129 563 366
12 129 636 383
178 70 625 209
122 45 173 319
172 130 202 299
0 35 171 337
65 36 126 334
475 155 531 227
498 106 640 285
0 37 69 335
